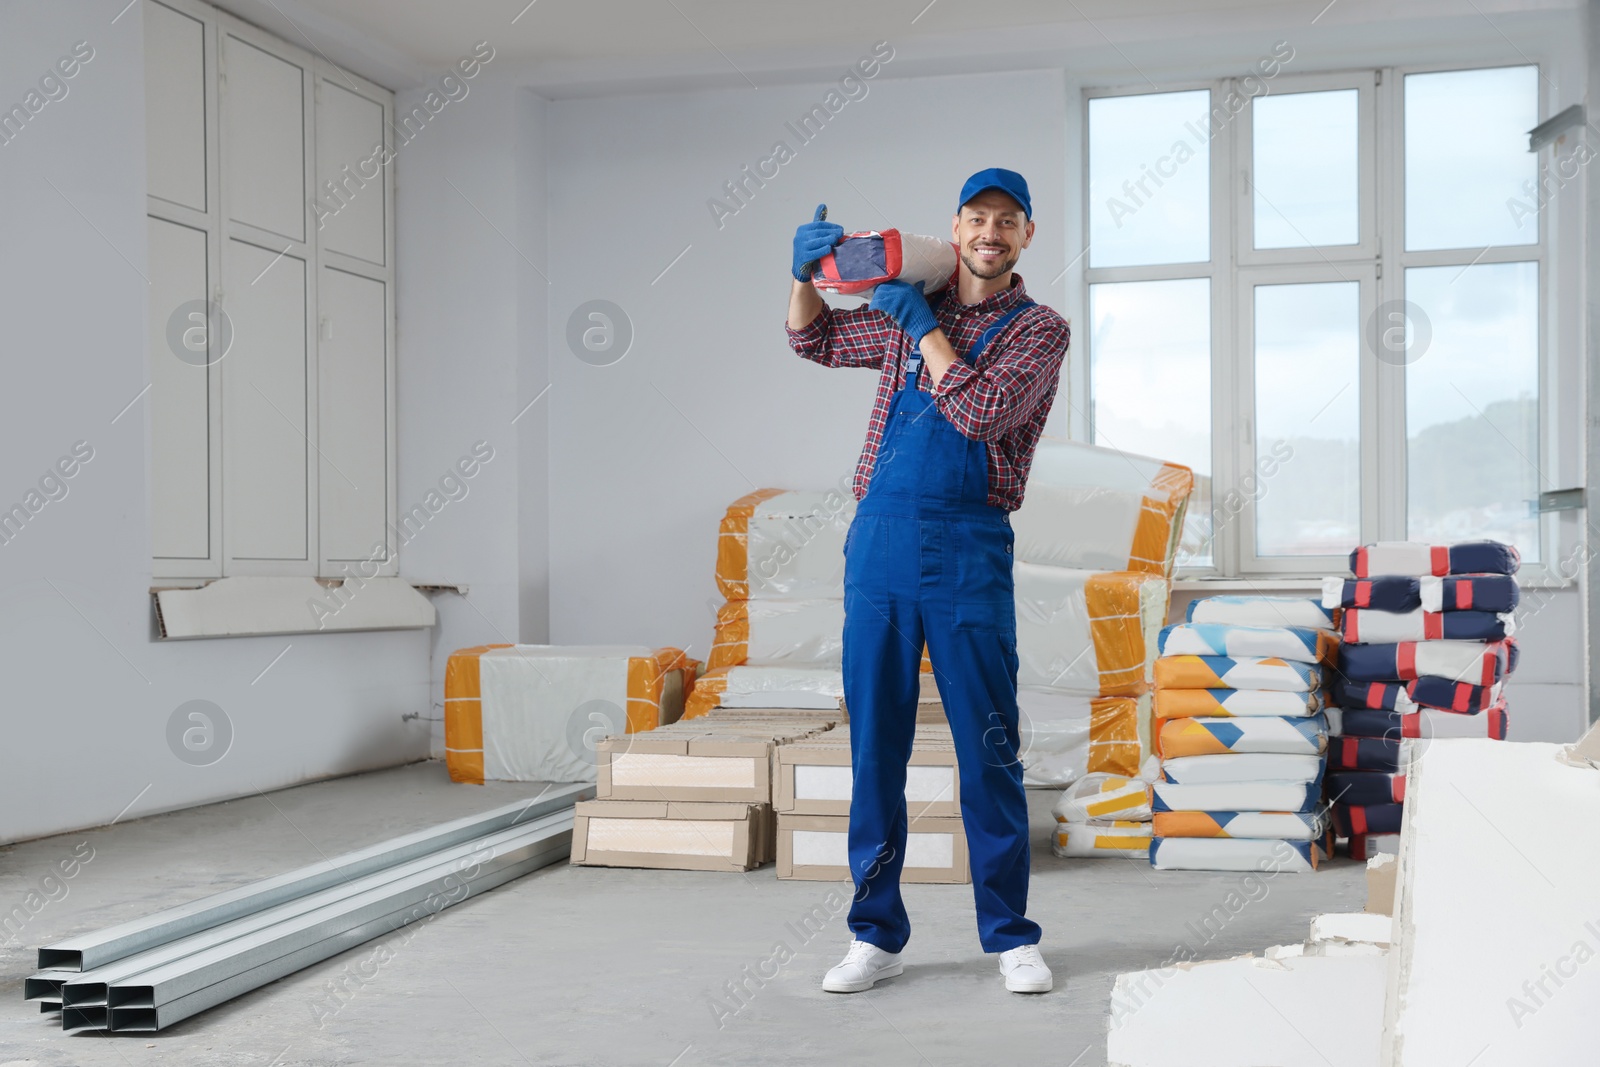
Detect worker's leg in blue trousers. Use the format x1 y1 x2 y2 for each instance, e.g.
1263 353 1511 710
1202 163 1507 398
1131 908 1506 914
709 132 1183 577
921 515 1041 953
841 510 925 954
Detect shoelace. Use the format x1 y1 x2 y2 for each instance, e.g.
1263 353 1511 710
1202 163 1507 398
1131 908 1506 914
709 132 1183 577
843 940 881 964
1007 945 1044 967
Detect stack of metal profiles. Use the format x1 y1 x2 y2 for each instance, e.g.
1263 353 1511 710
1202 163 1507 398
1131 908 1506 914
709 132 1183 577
24 784 591 1032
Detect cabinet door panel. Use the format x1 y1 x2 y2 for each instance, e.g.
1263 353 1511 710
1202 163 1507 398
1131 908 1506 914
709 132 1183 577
145 1 208 212
223 239 308 561
318 267 388 562
148 216 212 559
316 81 387 265
222 34 305 242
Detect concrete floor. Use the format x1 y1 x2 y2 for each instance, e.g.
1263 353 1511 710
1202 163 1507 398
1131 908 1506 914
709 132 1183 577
0 762 1367 1067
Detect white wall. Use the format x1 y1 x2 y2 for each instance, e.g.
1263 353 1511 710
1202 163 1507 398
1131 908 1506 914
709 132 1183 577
391 77 548 758
544 67 1070 663
0 2 435 844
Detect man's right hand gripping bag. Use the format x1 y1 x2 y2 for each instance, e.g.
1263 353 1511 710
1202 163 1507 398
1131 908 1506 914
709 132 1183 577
811 229 958 300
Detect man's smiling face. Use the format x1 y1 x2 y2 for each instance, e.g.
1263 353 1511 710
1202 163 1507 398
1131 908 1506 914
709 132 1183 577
952 189 1034 281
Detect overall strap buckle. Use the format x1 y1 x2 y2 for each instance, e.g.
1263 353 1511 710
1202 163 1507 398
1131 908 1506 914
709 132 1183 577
902 356 922 389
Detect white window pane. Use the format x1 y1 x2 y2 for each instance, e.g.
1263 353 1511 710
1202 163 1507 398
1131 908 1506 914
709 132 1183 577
1089 90 1211 268
1090 278 1213 566
1405 262 1539 561
1405 66 1539 251
1253 90 1359 249
1253 282 1360 556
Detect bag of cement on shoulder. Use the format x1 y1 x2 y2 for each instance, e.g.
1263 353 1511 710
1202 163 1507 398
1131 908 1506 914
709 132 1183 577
811 229 957 299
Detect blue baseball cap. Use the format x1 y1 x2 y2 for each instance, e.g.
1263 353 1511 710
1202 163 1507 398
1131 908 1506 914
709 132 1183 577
957 168 1031 219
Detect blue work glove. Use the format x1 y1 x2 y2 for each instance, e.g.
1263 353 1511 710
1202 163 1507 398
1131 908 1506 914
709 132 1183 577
869 279 939 345
792 203 844 282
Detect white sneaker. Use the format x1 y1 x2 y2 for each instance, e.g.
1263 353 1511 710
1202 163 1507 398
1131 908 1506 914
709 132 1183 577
998 944 1053 993
822 939 904 993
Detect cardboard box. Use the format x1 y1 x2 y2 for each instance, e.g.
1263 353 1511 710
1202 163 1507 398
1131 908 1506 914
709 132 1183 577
1365 853 1397 916
571 799 771 872
595 712 837 804
775 725 961 818
776 813 970 883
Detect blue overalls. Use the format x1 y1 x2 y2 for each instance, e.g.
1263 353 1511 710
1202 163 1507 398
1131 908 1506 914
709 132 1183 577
841 296 1041 955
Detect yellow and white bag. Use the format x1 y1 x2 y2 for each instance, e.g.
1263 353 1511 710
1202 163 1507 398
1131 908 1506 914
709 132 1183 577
1053 820 1154 858
1052 773 1153 823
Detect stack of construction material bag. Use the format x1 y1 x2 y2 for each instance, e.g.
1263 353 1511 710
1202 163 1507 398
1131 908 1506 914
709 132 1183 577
1322 540 1520 860
1006 437 1192 785
571 707 838 872
772 722 969 883
1147 596 1337 873
692 439 1195 794
688 489 856 718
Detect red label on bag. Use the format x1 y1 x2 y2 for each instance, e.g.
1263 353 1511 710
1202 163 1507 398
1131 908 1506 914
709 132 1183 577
1397 643 1417 680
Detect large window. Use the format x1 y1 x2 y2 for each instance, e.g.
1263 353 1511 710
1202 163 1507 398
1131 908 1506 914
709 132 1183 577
1086 62 1556 576
144 0 397 581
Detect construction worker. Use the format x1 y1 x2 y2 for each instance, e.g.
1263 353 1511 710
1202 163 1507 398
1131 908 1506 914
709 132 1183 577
785 168 1072 993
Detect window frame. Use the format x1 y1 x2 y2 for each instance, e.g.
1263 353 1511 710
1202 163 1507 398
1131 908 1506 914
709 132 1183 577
1082 60 1568 582
1234 263 1376 574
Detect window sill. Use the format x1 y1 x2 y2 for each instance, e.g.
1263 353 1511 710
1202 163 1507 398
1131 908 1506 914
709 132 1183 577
1172 577 1322 591
152 576 437 639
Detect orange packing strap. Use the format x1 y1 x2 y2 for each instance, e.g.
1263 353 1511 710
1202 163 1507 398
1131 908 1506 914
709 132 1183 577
1088 695 1143 777
707 601 751 670
626 646 701 732
714 488 785 601
443 644 513 784
1084 571 1166 697
681 666 731 720
1128 462 1194 577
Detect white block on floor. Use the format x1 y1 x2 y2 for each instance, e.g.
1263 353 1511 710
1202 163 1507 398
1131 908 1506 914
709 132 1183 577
1384 738 1600 1066
1108 953 1385 1066
1311 912 1393 949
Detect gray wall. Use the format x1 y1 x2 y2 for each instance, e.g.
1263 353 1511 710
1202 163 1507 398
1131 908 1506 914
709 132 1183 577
0 3 433 844
543 67 1071 662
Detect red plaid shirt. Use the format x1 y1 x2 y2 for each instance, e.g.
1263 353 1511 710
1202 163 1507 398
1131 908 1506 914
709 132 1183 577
786 274 1070 511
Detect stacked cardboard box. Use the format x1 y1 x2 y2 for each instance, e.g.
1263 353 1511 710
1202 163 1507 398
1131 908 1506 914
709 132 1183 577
1147 596 1337 873
572 708 837 872
772 722 969 883
1322 540 1520 861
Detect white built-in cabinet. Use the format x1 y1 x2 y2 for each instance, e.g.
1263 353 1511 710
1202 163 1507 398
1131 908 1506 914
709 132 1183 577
144 0 396 580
